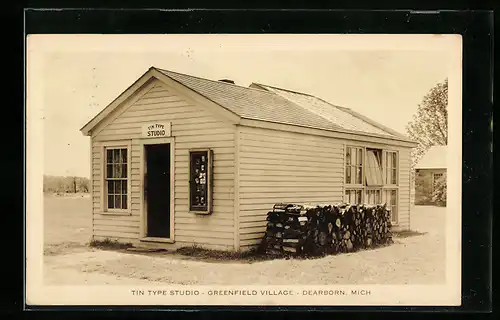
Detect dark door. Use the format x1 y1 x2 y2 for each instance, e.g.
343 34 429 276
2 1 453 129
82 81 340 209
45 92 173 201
145 143 171 238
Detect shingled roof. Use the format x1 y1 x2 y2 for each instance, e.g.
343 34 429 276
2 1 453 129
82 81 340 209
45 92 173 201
415 145 447 169
81 67 414 143
157 68 410 141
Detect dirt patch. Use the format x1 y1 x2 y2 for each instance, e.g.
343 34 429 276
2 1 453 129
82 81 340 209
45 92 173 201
44 242 90 256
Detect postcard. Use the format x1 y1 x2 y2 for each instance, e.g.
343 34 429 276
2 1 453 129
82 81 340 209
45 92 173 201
26 33 462 306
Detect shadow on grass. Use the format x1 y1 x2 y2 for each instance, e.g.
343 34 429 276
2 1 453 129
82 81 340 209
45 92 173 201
392 230 428 238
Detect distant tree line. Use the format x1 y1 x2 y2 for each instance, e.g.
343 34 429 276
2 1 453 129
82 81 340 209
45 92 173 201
43 175 90 193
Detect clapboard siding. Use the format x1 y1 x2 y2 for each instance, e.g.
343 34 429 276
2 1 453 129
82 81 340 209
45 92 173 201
238 126 345 248
397 148 411 230
91 79 236 249
237 126 413 248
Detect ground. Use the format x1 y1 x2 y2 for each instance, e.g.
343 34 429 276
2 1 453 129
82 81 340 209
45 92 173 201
43 194 446 285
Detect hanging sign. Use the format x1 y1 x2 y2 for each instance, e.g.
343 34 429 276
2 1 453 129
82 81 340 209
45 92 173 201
141 122 171 138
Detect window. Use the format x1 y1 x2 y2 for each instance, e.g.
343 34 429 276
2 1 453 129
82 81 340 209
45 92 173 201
343 146 400 223
383 189 398 223
105 148 128 210
432 173 444 191
385 151 398 185
345 146 363 185
365 188 382 205
189 149 213 214
344 189 363 205
365 149 383 186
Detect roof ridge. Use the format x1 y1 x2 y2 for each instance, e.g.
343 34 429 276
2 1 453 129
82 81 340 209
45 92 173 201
258 82 407 139
156 68 344 133
155 67 278 95
325 102 408 139
252 82 317 97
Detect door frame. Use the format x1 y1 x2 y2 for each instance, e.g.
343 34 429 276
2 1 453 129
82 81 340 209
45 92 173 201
139 137 175 243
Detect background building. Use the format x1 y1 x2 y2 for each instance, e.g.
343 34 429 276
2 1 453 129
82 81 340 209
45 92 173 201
415 145 447 206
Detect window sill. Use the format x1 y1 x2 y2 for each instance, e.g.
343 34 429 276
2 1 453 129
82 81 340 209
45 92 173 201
98 211 132 216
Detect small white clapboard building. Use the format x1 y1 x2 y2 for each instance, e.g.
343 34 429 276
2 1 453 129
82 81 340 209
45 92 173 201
80 67 417 251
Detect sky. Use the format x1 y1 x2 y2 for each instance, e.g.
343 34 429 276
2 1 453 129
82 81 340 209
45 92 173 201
30 34 454 178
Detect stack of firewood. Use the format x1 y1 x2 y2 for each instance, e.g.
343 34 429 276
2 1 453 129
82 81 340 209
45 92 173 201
261 203 310 255
260 203 393 257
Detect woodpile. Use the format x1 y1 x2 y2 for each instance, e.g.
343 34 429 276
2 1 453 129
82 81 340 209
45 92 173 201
259 203 393 257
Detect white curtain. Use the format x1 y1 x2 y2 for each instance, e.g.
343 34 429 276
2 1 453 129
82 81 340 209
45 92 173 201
365 150 383 185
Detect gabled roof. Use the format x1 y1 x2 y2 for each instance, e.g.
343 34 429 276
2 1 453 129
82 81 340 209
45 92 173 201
81 67 416 144
415 145 447 169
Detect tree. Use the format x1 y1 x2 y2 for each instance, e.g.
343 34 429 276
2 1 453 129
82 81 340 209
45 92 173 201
406 78 448 165
406 78 448 205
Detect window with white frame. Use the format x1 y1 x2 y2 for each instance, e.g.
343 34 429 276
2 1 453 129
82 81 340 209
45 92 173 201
432 172 444 193
344 145 399 223
365 148 383 186
365 188 382 205
383 189 398 223
385 151 398 185
344 188 363 205
105 148 128 210
345 146 363 185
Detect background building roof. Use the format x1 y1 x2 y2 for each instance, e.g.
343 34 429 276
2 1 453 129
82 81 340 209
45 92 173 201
415 145 447 169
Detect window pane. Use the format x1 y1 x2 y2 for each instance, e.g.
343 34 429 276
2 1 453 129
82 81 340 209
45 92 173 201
121 149 127 163
113 149 120 163
122 195 127 209
356 167 362 184
392 152 397 169
346 148 351 165
391 190 397 205
115 180 122 194
357 149 363 165
106 149 113 164
346 166 351 184
122 180 127 194
109 164 118 178
392 169 397 184
107 181 113 194
107 195 114 209
356 190 362 204
114 195 122 209
106 164 113 178
121 164 127 178
114 164 121 178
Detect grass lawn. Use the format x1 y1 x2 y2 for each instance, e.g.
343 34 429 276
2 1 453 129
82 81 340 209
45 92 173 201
43 193 92 255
